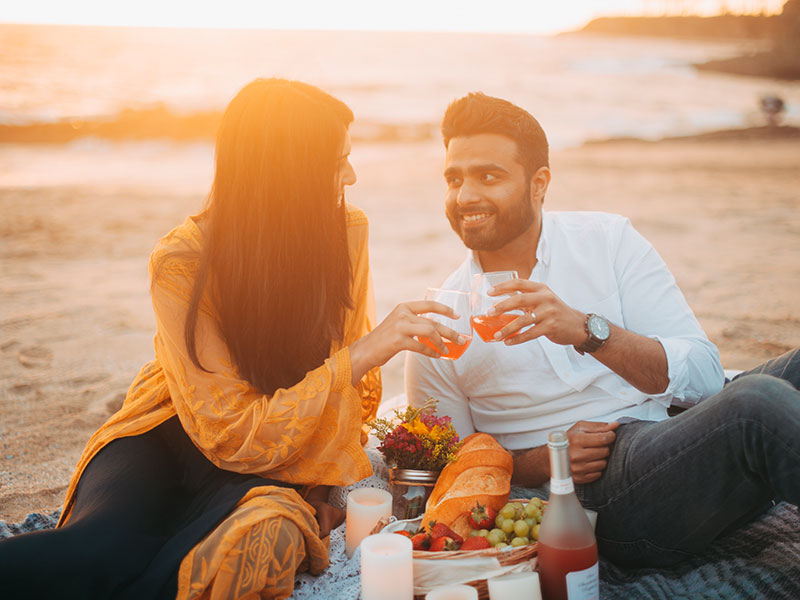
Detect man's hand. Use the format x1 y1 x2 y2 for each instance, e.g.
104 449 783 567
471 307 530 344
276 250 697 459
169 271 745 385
487 280 586 347
566 421 619 484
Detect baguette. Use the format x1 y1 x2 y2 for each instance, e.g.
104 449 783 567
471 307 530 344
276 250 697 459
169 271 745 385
421 432 513 538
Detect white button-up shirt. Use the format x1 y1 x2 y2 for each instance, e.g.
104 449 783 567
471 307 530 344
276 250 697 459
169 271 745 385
405 211 724 450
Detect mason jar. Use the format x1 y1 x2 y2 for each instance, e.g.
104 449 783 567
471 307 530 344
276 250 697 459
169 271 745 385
389 468 440 520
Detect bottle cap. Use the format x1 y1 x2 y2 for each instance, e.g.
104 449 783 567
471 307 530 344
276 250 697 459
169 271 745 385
547 431 568 448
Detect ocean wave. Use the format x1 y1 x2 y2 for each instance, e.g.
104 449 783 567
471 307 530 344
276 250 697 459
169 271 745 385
0 104 437 145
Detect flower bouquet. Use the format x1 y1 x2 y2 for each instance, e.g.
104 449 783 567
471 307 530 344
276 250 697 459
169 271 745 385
369 398 461 519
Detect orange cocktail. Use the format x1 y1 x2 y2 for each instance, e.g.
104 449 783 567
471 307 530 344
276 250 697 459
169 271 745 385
470 314 517 342
419 334 473 359
421 288 472 360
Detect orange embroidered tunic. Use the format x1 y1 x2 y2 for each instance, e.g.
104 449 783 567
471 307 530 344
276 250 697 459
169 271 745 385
58 204 382 528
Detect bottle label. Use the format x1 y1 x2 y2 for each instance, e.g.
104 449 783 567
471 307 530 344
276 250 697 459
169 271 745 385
550 476 575 494
565 561 599 599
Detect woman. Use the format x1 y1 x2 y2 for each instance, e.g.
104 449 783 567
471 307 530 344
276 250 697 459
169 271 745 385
0 78 458 599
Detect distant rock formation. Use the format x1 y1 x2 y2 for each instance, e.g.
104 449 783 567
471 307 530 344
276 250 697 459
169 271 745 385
695 0 800 80
574 1 799 80
576 14 780 40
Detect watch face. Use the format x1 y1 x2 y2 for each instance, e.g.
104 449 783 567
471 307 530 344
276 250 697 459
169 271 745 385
588 315 610 340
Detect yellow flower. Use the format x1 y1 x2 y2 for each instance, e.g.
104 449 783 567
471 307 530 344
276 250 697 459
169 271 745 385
402 417 430 437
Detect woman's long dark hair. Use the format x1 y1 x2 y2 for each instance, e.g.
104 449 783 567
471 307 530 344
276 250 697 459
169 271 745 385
183 78 355 395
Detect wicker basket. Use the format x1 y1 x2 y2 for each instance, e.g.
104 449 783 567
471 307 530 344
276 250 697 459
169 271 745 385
374 500 543 600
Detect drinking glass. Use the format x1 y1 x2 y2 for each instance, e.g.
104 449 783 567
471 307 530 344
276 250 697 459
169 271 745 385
419 288 473 360
470 271 523 342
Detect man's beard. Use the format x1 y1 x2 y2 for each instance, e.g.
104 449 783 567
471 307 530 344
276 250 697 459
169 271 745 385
446 185 535 251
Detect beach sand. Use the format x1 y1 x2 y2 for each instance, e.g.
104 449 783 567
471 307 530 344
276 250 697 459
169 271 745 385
1 134 799 522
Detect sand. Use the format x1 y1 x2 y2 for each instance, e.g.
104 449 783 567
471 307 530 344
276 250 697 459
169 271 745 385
1 134 799 522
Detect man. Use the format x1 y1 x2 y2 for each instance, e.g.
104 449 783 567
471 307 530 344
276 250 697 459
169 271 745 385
405 92 800 567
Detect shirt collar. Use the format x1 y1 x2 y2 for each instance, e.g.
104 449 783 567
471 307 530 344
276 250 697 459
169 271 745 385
468 212 551 275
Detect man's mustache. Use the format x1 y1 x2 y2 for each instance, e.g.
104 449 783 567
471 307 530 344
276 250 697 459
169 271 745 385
451 205 497 218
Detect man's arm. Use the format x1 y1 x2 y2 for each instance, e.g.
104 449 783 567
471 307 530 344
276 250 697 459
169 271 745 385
585 323 668 394
488 282 669 394
488 219 722 399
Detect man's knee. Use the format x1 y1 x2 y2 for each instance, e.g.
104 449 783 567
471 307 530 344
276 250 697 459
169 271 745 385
722 374 800 421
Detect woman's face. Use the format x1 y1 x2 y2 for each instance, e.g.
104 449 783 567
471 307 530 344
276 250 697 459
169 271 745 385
335 130 357 203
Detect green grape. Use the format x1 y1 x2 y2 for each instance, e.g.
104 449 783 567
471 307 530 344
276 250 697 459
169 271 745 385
501 519 516 534
478 529 490 538
513 519 530 538
531 523 541 540
487 529 505 546
530 497 544 508
510 502 524 519
500 503 516 520
510 536 529 547
468 529 480 537
524 502 539 518
524 517 536 529
495 542 509 550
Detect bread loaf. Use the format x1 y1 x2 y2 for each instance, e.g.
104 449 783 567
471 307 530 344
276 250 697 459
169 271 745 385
421 432 513 538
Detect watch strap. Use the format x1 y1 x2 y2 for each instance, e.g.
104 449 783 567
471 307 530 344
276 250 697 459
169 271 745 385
575 313 608 355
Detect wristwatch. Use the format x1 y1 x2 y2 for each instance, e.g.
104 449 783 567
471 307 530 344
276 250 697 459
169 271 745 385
575 313 610 355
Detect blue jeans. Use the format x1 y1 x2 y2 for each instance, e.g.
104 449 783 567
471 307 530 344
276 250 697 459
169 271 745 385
576 348 800 567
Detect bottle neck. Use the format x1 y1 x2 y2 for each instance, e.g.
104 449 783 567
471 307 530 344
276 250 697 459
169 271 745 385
548 442 574 495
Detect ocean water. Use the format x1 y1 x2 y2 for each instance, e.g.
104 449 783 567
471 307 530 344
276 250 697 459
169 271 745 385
2 23 800 149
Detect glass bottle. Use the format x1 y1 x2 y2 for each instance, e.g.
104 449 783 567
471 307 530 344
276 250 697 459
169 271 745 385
537 431 599 600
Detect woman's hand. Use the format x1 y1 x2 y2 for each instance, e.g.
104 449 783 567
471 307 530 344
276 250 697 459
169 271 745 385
349 300 464 385
305 486 345 537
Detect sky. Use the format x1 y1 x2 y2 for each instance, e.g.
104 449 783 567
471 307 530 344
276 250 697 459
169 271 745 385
0 0 787 34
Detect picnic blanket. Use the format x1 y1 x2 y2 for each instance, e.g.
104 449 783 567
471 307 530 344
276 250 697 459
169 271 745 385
3 488 799 598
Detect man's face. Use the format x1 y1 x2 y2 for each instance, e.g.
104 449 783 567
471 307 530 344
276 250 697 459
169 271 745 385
444 134 538 252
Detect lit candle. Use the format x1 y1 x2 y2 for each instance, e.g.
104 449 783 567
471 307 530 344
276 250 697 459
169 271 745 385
345 488 392 558
487 571 542 600
426 584 479 600
360 532 413 600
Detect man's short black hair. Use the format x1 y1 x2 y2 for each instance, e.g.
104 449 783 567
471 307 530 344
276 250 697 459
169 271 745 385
441 92 549 174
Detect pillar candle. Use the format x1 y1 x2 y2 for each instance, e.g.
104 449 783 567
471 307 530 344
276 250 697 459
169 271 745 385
426 583 479 599
345 488 392 558
360 533 413 600
487 571 542 600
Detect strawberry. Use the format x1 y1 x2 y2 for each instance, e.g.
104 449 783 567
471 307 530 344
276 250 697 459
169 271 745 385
429 536 460 552
468 502 498 530
393 530 413 539
429 521 464 545
460 536 492 551
411 532 431 551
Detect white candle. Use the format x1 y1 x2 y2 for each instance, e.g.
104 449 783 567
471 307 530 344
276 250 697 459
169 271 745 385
426 584 479 600
360 532 413 600
584 508 598 531
345 488 392 558
487 571 542 600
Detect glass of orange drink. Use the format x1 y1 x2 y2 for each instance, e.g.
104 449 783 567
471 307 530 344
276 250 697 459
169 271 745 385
419 288 473 360
470 271 523 342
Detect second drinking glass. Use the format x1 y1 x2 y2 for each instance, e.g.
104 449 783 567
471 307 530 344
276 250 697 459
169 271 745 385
470 270 523 343
419 288 473 360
